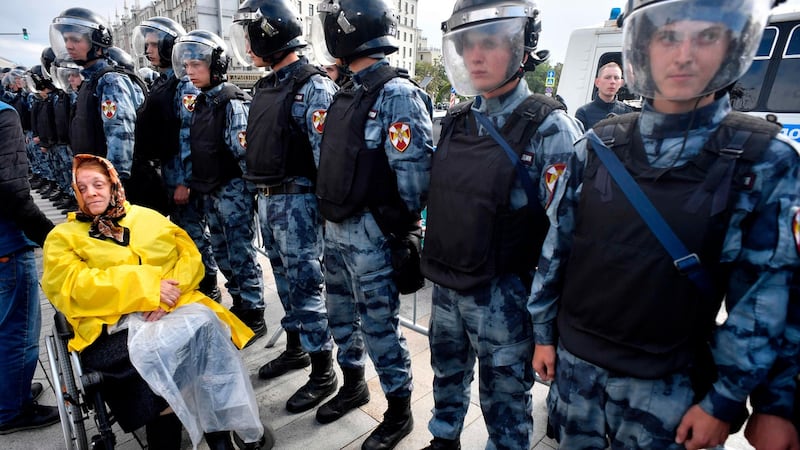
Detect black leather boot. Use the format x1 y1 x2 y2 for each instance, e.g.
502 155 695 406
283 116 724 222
422 436 461 450
258 331 310 379
286 350 338 413
315 366 370 424
145 413 182 450
204 430 235 450
198 271 222 302
232 424 276 450
361 395 413 450
230 305 266 347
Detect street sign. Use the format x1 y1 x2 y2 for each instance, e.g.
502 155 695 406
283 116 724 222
547 69 555 79
545 77 555 87
545 86 553 94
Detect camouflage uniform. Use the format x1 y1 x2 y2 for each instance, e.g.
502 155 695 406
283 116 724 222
256 59 335 352
79 60 144 178
323 59 432 397
194 82 264 311
158 70 216 281
529 95 800 447
428 81 582 450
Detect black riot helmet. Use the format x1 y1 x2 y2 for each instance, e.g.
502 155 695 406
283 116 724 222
172 30 230 86
132 17 186 69
441 0 544 96
315 0 399 64
50 7 113 66
230 0 306 67
107 46 136 71
40 47 56 79
25 65 56 93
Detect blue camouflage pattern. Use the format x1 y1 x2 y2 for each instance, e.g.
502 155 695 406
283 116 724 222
323 59 432 397
429 80 582 450
528 95 800 440
256 60 335 353
549 344 695 449
195 83 263 310
81 59 144 178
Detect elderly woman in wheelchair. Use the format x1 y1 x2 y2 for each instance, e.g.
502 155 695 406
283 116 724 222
42 154 273 450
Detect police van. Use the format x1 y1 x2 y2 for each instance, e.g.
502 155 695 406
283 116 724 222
557 5 800 142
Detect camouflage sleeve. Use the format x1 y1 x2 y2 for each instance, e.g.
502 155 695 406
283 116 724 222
699 137 800 422
528 133 587 345
297 74 336 168
97 72 144 178
368 79 433 215
225 97 250 174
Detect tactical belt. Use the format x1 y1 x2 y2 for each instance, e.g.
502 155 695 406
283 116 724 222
259 182 314 196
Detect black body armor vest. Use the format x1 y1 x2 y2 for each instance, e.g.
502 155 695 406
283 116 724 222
71 65 147 157
9 93 30 131
558 112 780 378
316 65 411 226
31 95 57 148
244 64 323 186
189 84 249 194
53 91 72 145
134 74 180 161
420 95 561 291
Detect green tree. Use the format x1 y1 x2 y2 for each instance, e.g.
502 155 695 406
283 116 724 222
523 61 563 96
414 58 450 104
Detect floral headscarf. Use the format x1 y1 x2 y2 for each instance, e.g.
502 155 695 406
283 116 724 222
72 154 130 245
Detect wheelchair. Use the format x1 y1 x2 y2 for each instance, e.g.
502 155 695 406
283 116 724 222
44 311 143 450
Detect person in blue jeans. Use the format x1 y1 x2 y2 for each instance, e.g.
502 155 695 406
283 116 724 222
0 99 58 434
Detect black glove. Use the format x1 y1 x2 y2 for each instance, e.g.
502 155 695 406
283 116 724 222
389 229 424 295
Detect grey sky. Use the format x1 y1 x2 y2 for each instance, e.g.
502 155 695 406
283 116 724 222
4 0 800 68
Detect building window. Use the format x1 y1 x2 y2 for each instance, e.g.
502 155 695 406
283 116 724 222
309 4 314 16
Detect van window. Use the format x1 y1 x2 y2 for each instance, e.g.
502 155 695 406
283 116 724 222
767 24 800 112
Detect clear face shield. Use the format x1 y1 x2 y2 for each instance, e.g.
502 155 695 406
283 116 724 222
229 20 254 67
442 17 527 97
171 41 213 80
310 15 337 66
132 25 168 68
622 0 772 100
49 18 95 65
25 75 40 94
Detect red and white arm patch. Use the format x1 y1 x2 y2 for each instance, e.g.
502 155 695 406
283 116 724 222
388 122 411 152
101 99 117 119
312 109 327 134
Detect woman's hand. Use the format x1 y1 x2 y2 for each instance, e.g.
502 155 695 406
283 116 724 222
143 307 168 322
160 279 181 308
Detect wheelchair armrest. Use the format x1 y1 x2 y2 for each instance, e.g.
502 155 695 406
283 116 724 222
53 311 75 341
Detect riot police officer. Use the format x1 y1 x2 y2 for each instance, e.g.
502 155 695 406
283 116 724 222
231 0 338 414
314 1 433 448
132 17 221 302
420 1 583 449
172 30 267 348
529 0 800 448
49 7 144 182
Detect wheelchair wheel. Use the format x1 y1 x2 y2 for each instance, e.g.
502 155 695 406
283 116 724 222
46 333 90 450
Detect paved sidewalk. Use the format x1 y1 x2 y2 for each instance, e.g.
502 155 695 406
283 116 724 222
0 191 756 450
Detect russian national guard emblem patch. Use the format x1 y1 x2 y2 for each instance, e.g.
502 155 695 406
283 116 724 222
182 94 197 112
238 131 247 149
312 110 327 134
389 122 411 152
101 99 117 119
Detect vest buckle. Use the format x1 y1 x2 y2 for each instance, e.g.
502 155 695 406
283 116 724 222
673 253 702 275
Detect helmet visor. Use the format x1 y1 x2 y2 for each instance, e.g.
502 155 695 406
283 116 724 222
622 0 772 100
229 21 254 67
133 25 167 67
49 20 94 65
442 17 527 97
310 16 336 66
25 75 40 94
54 64 83 92
172 41 213 80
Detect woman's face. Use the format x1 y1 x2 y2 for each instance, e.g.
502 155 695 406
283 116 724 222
76 166 111 215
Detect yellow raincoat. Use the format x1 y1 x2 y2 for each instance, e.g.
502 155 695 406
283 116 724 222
42 202 253 351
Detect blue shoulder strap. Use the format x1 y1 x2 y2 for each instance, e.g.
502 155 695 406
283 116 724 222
0 100 14 113
585 129 715 296
472 110 540 212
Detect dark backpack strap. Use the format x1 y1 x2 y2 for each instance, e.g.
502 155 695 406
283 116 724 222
502 93 566 149
438 100 474 145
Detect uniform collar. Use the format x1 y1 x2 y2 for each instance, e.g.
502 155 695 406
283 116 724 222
274 56 309 84
640 94 731 139
80 59 109 78
351 59 390 87
201 82 226 99
473 79 531 116
592 95 618 109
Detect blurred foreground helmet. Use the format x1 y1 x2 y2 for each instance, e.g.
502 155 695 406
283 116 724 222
26 65 56 93
441 0 541 96
133 17 186 69
2 69 27 91
314 0 399 63
50 7 113 66
230 0 306 67
622 0 772 100
138 67 158 88
107 46 136 71
172 30 230 85
41 47 56 79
